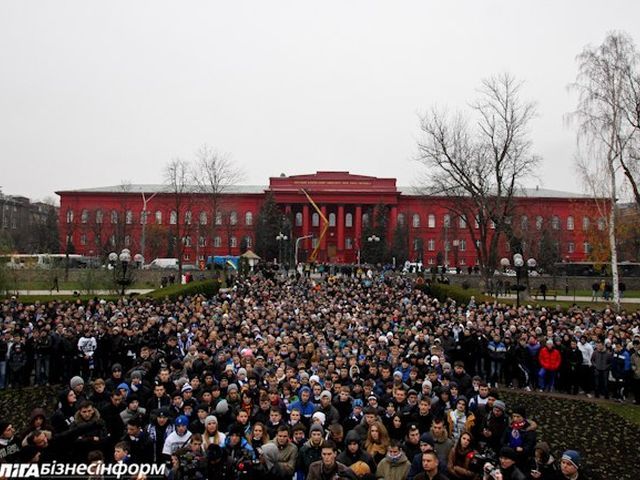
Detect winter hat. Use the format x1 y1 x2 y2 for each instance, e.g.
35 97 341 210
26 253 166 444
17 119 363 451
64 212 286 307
393 371 403 379
175 415 189 427
499 447 518 461
131 371 143 380
320 390 332 400
493 400 506 412
309 375 321 385
300 386 311 395
117 383 130 394
420 432 435 447
299 372 310 381
181 384 193 393
309 424 324 435
353 399 363 408
237 368 247 377
227 383 239 393
229 424 245 437
215 399 229 415
70 376 84 389
312 411 326 425
456 395 468 405
422 380 432 389
205 415 218 425
561 450 582 469
112 363 123 372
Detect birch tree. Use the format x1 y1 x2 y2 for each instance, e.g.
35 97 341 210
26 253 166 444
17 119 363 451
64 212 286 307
569 32 640 308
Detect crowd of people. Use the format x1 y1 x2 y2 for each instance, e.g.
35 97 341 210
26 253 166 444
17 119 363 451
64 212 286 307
1 270 638 479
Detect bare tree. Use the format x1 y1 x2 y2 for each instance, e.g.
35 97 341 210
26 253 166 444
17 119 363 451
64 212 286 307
164 159 194 276
416 73 540 280
192 145 243 256
569 32 640 308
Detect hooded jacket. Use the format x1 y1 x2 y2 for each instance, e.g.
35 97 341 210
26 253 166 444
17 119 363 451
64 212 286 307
375 451 410 480
337 431 377 473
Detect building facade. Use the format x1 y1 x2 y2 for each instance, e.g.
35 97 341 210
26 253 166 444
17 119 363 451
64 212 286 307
0 190 59 253
57 171 603 266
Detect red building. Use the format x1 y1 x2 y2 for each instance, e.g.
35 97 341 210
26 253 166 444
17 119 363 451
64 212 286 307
57 171 603 266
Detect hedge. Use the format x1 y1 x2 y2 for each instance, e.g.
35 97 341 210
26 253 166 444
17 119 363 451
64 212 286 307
143 279 221 301
415 281 492 306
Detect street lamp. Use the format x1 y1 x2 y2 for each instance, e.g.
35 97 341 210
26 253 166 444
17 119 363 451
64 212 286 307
108 248 136 295
276 232 288 269
510 253 537 308
366 235 380 265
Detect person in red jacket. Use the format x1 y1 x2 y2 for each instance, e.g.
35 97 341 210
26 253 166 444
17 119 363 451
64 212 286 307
538 340 562 392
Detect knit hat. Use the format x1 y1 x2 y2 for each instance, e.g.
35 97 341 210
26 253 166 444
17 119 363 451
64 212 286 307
422 380 432 389
353 399 363 408
561 450 582 469
215 399 229 415
70 376 84 389
227 383 239 393
420 432 435 447
499 447 518 461
320 390 332 400
493 400 506 412
312 411 326 425
131 371 143 380
117 383 130 394
456 395 468 405
112 363 123 372
181 384 193 393
205 415 218 425
175 415 189 427
309 423 324 435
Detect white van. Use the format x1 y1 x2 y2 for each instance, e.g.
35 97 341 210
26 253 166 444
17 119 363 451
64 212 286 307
143 258 179 269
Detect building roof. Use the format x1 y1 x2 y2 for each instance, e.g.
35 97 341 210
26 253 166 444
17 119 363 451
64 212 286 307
397 186 592 199
58 183 590 199
57 184 267 195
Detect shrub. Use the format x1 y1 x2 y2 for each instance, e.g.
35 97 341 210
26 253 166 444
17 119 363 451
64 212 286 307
415 281 491 306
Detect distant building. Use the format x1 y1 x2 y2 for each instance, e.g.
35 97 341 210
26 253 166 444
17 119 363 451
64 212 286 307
56 171 603 266
0 189 59 253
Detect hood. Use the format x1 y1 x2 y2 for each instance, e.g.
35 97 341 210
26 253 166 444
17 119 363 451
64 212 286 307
345 430 360 444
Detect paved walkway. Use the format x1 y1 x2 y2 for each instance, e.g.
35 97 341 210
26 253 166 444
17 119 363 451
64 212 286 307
494 293 640 304
9 289 154 296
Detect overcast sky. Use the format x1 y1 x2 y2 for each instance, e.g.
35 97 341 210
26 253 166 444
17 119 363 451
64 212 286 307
1 1 639 202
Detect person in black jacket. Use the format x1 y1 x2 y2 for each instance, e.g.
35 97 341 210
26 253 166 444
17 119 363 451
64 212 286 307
122 417 154 464
562 340 584 395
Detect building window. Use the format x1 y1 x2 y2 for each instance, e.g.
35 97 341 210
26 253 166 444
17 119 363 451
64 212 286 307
229 211 238 225
582 216 590 231
198 236 206 247
459 215 467 229
597 218 606 231
443 214 451 228
214 236 221 247
414 238 423 251
124 235 131 247
490 220 496 229
412 214 421 228
329 213 336 227
312 213 320 227
215 211 222 225
229 236 237 248
312 237 319 248
397 213 405 226
185 211 192 225
244 235 253 248
170 210 177 225
345 213 353 228
345 237 353 249
427 239 435 251
428 214 435 228
245 212 253 226
295 212 303 226
521 216 528 231
584 242 592 254
110 235 116 246
80 234 87 246
95 209 103 224
183 254 190 261
535 216 543 230
362 213 370 227
551 216 560 230
95 234 101 246
567 216 574 230
155 211 162 224
459 239 467 251
199 211 207 225
568 242 575 253
184 236 192 247
81 209 89 224
125 210 133 224
140 211 147 224
66 209 74 224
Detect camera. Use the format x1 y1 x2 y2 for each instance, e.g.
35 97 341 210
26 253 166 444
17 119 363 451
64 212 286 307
483 462 501 478
468 449 498 475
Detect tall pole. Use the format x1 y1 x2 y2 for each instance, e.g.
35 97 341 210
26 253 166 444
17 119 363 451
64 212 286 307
140 191 158 262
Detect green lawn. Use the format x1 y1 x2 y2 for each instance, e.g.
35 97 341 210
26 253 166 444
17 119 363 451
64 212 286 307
601 402 640 426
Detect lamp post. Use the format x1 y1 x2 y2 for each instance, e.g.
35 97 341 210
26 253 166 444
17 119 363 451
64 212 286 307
295 235 313 266
366 234 380 265
108 248 136 295
506 253 537 308
276 232 288 269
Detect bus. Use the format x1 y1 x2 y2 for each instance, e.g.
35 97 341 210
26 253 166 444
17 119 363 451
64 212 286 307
554 261 640 277
3 254 99 269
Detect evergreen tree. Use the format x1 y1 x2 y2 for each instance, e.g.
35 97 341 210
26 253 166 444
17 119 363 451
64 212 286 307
255 192 286 262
